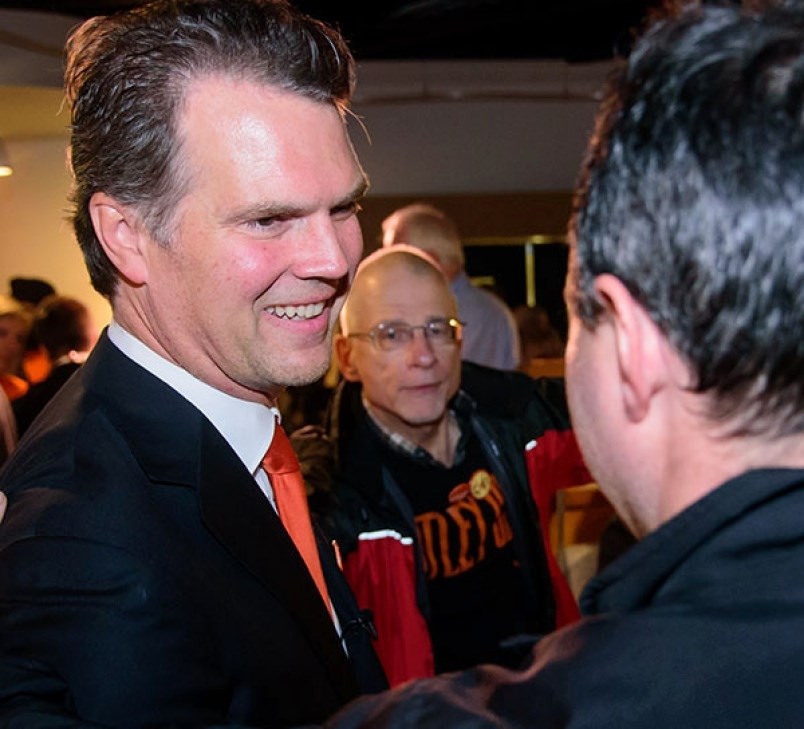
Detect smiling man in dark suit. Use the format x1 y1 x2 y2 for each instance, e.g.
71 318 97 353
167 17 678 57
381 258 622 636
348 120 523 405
0 1 386 726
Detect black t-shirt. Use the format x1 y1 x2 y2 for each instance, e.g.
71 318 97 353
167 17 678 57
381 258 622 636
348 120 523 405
374 424 540 673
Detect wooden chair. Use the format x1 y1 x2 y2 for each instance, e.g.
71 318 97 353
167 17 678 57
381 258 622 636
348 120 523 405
550 483 615 579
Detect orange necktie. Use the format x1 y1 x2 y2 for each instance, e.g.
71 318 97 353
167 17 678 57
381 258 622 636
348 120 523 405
262 422 331 613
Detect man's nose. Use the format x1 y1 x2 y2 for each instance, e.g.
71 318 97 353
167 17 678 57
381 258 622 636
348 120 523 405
406 327 436 365
294 218 352 280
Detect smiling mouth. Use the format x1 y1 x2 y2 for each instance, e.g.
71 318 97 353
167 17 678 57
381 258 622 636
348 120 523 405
265 301 326 320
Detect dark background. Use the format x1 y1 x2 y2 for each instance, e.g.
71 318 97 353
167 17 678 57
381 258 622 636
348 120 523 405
465 242 569 339
5 0 664 63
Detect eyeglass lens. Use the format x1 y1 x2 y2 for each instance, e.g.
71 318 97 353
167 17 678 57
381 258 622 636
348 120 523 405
375 319 460 349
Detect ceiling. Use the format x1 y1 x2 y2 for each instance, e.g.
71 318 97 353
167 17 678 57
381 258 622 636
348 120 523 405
0 0 666 140
3 0 662 63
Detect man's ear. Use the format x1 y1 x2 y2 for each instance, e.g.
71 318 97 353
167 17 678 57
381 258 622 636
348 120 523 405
594 274 666 423
88 192 150 286
334 334 361 382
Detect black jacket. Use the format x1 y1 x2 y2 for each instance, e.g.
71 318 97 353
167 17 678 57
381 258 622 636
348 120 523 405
0 331 384 728
323 467 804 729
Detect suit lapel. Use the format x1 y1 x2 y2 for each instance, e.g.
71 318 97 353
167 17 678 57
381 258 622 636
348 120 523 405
197 413 357 699
85 333 357 699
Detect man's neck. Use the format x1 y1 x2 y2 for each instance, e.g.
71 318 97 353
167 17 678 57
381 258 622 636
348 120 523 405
418 413 460 467
362 399 460 467
656 423 804 532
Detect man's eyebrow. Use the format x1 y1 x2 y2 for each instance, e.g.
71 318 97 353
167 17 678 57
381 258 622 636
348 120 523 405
339 177 370 207
224 178 369 225
221 201 295 225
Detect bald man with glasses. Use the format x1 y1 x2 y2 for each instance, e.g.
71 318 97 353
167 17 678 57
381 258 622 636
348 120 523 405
292 245 590 688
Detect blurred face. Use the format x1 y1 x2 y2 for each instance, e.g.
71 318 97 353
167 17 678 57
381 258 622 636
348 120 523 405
338 264 462 443
121 76 366 403
0 314 29 374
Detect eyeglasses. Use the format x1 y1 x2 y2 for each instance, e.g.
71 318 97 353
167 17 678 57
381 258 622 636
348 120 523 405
347 317 464 351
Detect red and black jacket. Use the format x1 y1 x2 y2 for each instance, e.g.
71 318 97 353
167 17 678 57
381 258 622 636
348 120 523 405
294 361 590 687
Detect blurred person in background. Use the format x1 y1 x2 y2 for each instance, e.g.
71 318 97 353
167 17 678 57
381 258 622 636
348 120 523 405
0 294 32 402
9 277 57 385
382 203 521 371
12 295 99 437
512 303 565 372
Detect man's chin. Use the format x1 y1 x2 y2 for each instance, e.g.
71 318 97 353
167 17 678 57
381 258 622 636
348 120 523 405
402 408 448 428
277 356 331 388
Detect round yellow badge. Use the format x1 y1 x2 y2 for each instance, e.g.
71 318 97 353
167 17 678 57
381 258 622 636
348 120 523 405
470 470 492 500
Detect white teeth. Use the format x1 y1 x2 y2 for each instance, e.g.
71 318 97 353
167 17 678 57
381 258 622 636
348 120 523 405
266 301 326 320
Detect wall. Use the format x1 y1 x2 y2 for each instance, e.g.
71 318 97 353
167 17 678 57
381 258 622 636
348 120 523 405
348 60 606 242
350 98 599 197
0 135 112 328
350 97 597 247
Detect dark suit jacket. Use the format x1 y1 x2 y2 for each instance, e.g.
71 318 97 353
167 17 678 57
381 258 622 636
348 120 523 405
0 332 383 727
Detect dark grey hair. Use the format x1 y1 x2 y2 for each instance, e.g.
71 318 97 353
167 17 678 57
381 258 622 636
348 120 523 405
568 2 804 438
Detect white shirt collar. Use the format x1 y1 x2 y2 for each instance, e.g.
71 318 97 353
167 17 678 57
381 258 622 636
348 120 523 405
107 320 278 477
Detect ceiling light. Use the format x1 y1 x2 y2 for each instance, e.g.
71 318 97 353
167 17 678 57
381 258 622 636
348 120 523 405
0 139 14 177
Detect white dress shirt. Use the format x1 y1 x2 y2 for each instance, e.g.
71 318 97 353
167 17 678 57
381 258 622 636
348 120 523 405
108 320 280 509
108 321 341 634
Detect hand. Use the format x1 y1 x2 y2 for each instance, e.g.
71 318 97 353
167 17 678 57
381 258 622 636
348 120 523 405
0 491 6 523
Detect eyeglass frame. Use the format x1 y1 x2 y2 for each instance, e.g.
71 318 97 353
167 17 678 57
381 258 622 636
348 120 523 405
345 316 465 351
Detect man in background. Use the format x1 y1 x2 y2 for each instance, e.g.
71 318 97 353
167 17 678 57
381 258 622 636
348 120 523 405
0 0 385 725
13 294 98 437
382 203 521 370
322 3 804 726
9 277 57 385
0 294 32 402
294 245 589 687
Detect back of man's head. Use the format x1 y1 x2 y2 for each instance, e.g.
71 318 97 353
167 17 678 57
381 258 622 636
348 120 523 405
568 2 804 440
381 203 465 277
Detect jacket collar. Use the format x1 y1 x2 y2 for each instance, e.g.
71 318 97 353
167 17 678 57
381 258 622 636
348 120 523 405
582 468 804 615
83 331 356 697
